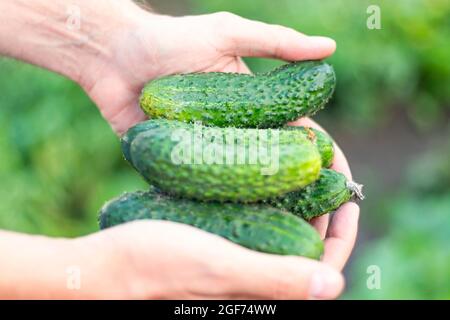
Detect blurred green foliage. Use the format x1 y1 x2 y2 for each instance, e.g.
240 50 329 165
345 139 450 299
191 0 450 130
0 60 147 237
345 195 450 299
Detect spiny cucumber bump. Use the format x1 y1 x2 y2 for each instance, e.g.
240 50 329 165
283 125 335 168
125 120 322 202
266 169 365 220
140 60 336 128
99 190 324 259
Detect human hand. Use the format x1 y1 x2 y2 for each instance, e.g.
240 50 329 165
0 212 347 299
0 0 355 300
76 3 336 134
80 119 357 300
0 0 334 134
77 220 344 299
0 167 355 301
289 118 360 271
76 3 353 294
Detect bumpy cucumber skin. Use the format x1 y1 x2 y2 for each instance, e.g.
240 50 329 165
99 190 324 259
125 120 321 202
140 61 336 128
268 169 352 220
121 119 188 164
285 126 334 168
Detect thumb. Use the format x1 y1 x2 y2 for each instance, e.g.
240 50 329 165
213 12 336 60
223 245 344 300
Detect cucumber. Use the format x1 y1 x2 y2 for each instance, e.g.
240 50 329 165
123 119 322 202
99 190 324 259
285 126 334 168
267 169 364 220
121 119 185 164
122 123 334 170
100 59 364 261
140 61 335 128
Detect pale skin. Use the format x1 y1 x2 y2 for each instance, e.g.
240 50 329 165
0 0 359 299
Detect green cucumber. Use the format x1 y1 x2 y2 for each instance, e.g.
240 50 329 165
267 169 364 220
99 190 324 259
140 61 335 128
285 126 334 168
121 119 186 164
123 119 322 202
123 122 335 168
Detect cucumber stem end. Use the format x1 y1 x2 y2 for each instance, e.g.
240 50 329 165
346 180 365 201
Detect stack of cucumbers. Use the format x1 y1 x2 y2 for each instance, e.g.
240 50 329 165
99 61 364 260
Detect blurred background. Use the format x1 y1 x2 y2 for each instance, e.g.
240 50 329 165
0 0 449 299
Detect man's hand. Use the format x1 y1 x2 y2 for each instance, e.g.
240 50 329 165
76 220 344 299
289 118 360 271
0 0 336 134
76 3 358 276
0 0 359 299
81 10 336 134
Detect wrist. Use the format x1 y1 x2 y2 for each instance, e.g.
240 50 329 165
0 231 73 298
68 0 149 85
0 230 129 299
0 0 143 83
76 2 164 92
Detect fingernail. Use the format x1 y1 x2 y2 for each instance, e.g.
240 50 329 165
309 270 343 299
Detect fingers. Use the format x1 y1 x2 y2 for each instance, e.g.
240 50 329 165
288 117 328 132
289 117 358 270
224 248 344 300
310 214 329 239
322 202 360 270
102 220 345 300
214 12 336 60
331 142 352 180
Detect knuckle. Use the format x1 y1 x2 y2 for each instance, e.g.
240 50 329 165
209 12 241 50
272 37 284 58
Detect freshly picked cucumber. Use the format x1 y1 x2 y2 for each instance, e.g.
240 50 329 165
267 169 364 220
122 119 322 202
284 126 335 168
100 58 365 261
140 61 335 128
99 190 324 259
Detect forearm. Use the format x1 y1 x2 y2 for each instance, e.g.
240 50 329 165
0 230 121 299
0 0 141 82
